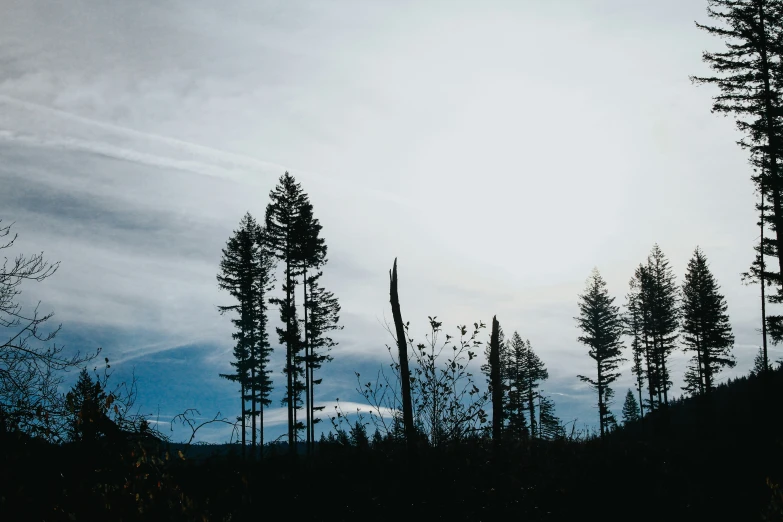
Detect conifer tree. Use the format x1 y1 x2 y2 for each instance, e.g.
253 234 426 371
296 200 325 454
505 332 529 441
489 316 503 446
251 221 275 451
482 326 509 427
537 393 563 441
217 213 275 457
646 245 679 407
625 281 647 418
693 0 783 283
629 264 659 411
521 339 548 439
694 0 783 354
681 247 735 396
65 368 107 443
304 278 341 451
217 214 255 455
576 269 625 438
265 172 309 453
621 389 640 425
752 346 774 375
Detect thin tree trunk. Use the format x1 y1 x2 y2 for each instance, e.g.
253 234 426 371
303 266 311 457
286 248 295 456
310 358 315 452
756 1 783 282
637 383 644 419
250 291 257 457
703 340 712 395
490 316 502 448
389 258 415 456
240 381 246 459
597 364 604 438
695 333 705 396
527 388 536 440
644 335 656 411
761 176 770 373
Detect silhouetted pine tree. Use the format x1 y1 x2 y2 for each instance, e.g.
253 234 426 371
646 244 680 407
296 198 341 455
630 264 659 412
521 339 548 440
482 325 510 428
505 332 530 441
752 346 774 375
304 278 341 452
681 247 735 396
489 316 503 447
65 368 107 443
621 389 640 425
576 269 625 438
251 221 275 452
265 173 309 453
625 281 646 418
694 0 783 354
218 213 275 456
693 0 783 286
537 393 563 441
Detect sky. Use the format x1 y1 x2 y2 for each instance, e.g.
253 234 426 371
0 0 778 443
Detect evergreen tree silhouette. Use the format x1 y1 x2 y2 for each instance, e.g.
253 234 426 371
681 247 735 396
297 200 341 455
646 245 679 407
304 278 341 453
217 213 275 457
265 172 309 453
65 368 107 443
489 316 503 447
537 392 563 440
621 389 640 425
576 269 625 438
251 220 276 452
629 263 659 412
625 282 647 418
482 325 510 431
693 0 783 348
752 346 774 375
505 332 530 441
522 339 548 439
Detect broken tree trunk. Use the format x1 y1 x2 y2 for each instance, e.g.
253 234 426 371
390 258 415 457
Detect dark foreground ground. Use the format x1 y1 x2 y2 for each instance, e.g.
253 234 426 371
2 370 782 521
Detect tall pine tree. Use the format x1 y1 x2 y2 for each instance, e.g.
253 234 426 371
505 332 529 441
297 200 341 455
537 392 563 441
265 173 309 453
641 245 680 408
251 220 275 452
576 269 625 438
625 279 647 418
621 389 640 425
217 213 275 458
680 247 735 396
694 0 783 351
521 339 548 439
693 0 783 284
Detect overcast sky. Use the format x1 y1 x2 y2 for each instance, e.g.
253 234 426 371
1 0 777 443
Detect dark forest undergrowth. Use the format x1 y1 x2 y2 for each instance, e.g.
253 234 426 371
2 368 782 521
